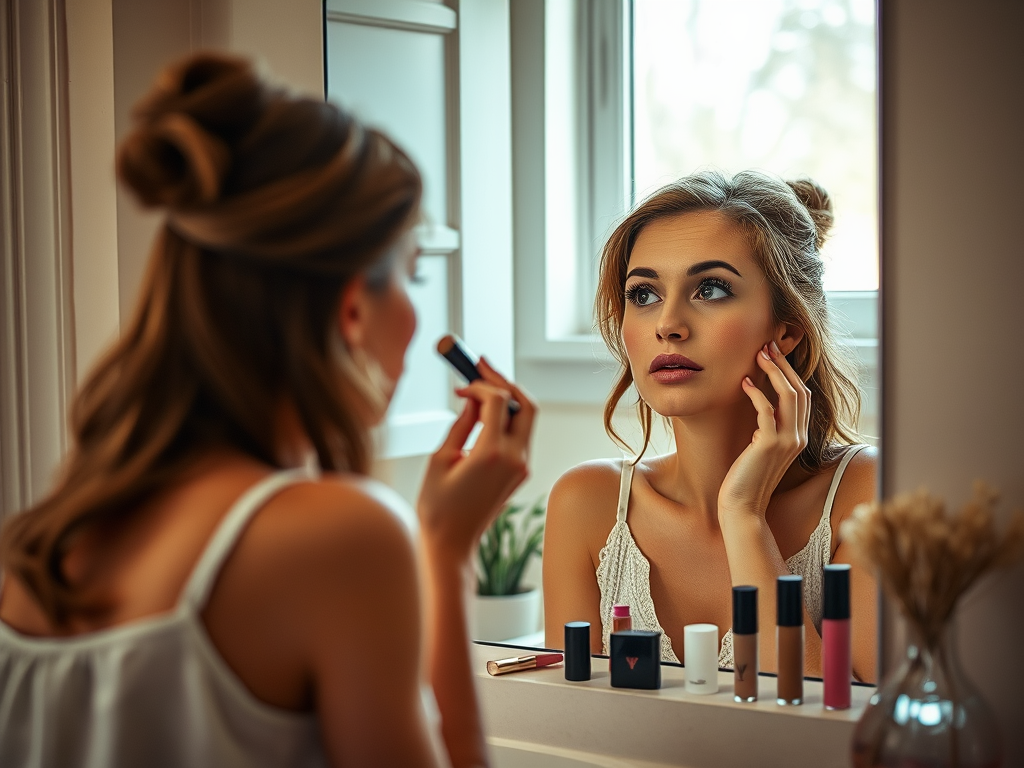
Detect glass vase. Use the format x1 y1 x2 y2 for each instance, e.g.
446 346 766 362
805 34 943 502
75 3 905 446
852 620 1002 768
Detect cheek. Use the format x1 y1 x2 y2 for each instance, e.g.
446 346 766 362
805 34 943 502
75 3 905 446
620 316 647 374
707 313 770 372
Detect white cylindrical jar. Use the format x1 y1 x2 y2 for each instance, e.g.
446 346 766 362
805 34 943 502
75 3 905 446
683 623 719 695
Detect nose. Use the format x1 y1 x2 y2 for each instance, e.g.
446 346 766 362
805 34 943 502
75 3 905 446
656 303 689 342
655 311 688 342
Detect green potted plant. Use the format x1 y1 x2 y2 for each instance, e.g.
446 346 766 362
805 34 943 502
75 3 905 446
472 497 545 642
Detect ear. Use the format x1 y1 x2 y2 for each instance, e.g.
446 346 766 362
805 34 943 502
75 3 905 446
774 321 805 357
337 274 371 351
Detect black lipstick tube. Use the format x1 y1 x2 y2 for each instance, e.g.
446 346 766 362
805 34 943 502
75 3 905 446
436 334 520 416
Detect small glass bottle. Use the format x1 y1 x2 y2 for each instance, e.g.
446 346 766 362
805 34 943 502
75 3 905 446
776 575 804 705
732 586 758 702
612 604 632 633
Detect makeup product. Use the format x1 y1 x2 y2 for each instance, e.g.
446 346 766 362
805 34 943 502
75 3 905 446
486 653 564 676
822 564 852 710
732 586 758 702
609 605 632 670
776 575 804 705
564 621 591 681
436 334 520 415
683 623 719 695
610 630 661 690
612 604 632 633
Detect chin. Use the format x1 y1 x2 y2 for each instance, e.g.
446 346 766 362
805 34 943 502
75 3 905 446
639 387 743 421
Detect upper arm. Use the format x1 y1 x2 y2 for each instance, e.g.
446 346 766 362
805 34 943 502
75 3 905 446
292 487 441 767
542 461 617 653
829 447 879 683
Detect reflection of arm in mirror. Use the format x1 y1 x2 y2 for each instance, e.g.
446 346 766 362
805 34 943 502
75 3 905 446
541 170 878 683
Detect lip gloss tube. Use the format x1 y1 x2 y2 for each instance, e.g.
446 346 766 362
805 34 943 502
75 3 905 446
776 575 804 705
822 564 852 709
732 586 758 702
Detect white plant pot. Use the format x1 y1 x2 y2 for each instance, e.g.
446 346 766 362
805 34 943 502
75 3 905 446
472 588 540 642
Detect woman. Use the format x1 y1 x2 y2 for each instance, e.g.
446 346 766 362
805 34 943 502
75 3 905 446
0 54 535 767
543 171 876 682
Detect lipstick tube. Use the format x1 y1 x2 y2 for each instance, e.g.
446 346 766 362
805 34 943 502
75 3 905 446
732 586 758 702
776 575 804 705
436 334 520 415
822 564 852 709
486 653 563 676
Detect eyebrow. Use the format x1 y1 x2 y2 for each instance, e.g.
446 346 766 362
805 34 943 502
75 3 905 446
625 260 743 281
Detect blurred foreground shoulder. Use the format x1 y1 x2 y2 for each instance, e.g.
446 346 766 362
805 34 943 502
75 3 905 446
253 475 420 596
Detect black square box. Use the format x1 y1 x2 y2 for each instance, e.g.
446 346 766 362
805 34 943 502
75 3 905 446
610 630 661 690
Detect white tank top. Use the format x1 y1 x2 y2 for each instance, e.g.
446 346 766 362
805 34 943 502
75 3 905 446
595 445 868 667
0 468 328 768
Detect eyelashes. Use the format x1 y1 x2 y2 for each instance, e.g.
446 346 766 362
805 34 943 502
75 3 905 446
625 282 659 307
693 276 733 301
624 276 734 306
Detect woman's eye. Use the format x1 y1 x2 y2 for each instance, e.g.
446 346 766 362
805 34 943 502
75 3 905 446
625 283 661 307
694 279 732 301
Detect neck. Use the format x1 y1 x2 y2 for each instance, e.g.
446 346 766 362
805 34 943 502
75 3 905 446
651 404 808 521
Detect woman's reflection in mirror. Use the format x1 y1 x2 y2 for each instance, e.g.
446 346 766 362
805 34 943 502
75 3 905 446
543 171 876 683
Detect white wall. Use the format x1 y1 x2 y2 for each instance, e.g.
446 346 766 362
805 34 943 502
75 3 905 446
880 1 1024 762
67 0 324 381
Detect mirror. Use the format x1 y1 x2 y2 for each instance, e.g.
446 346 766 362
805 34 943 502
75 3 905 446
325 0 879 686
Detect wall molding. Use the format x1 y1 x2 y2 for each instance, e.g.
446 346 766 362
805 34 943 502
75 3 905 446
325 0 457 34
0 0 76 518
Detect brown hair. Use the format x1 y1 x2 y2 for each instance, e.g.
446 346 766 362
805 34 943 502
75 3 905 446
596 170 861 471
0 53 422 624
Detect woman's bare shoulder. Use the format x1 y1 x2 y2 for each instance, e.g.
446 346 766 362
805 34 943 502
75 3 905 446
251 474 418 560
547 459 623 521
832 445 878 523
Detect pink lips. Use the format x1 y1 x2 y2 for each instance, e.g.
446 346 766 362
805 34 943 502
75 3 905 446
649 354 702 383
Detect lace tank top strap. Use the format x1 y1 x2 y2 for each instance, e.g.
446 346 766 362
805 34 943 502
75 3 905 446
179 467 316 612
819 444 869 529
616 458 635 523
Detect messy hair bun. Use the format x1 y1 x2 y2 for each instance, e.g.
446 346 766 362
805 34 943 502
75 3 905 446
787 177 834 249
1 52 423 626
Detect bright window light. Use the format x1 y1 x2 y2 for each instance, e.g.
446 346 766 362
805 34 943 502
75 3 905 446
633 0 878 291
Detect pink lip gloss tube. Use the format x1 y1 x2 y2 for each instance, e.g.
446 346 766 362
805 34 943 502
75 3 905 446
822 564 852 710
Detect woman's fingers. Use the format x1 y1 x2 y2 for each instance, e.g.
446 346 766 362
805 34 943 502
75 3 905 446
757 344 798 425
761 342 810 450
455 379 512 448
771 342 811 440
478 357 537 445
742 376 778 437
435 397 480 462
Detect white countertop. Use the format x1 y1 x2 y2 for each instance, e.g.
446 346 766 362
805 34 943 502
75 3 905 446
474 641 874 767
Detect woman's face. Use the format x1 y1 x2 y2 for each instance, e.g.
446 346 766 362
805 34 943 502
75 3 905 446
621 210 781 419
339 228 420 419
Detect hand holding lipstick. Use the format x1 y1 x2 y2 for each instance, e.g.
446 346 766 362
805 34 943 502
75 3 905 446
417 343 537 560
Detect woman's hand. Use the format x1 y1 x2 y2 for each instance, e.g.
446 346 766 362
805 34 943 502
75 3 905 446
718 341 811 524
417 358 537 561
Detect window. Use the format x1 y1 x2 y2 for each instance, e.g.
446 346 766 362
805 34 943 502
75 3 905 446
512 0 879 432
632 0 878 292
